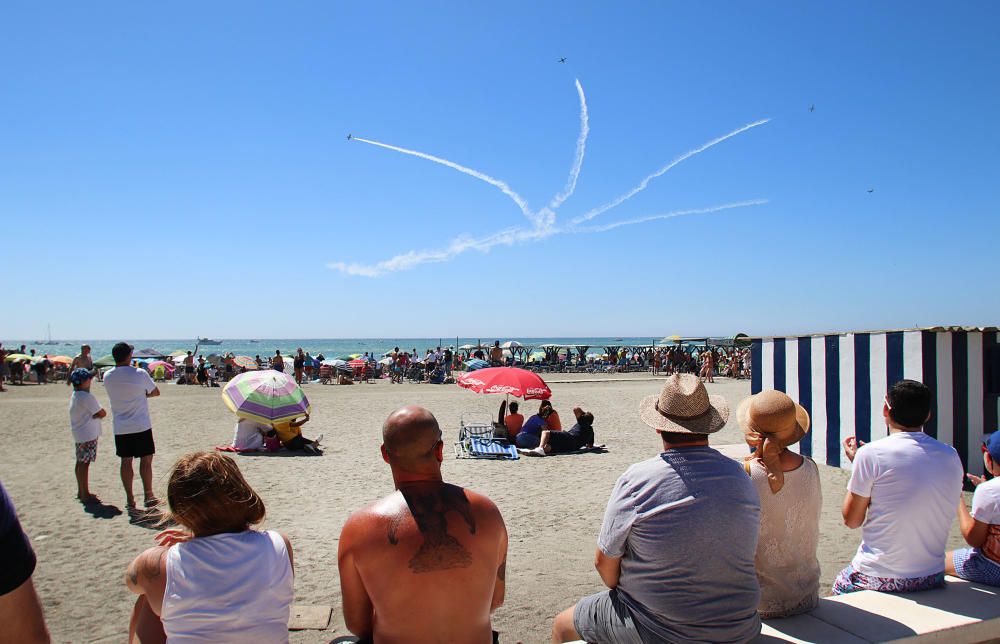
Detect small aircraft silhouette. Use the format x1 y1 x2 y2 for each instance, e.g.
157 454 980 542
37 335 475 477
867 188 874 193
558 57 567 63
809 104 815 112
346 134 353 141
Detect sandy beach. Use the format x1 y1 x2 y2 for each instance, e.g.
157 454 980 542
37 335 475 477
2 374 969 643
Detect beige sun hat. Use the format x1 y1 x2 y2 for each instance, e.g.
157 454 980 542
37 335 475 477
639 373 730 434
736 390 810 442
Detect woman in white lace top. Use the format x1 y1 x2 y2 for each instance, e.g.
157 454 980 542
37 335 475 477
739 389 821 619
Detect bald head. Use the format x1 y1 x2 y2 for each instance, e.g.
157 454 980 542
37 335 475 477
382 406 443 472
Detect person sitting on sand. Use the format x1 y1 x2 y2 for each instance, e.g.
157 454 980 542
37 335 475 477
338 406 507 643
836 379 963 594
540 399 562 431
272 350 284 373
946 432 1000 587
273 413 322 454
529 407 595 456
503 402 524 442
69 368 106 503
125 452 294 644
231 418 270 452
739 390 821 618
552 374 761 643
515 404 552 449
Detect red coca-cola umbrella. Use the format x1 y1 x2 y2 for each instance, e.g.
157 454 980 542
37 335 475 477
456 367 551 400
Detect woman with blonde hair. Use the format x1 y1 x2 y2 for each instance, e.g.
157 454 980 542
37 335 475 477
738 389 821 619
125 452 294 643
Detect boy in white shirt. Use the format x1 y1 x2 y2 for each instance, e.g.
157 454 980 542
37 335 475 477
947 432 1000 586
837 379 963 594
68 368 106 503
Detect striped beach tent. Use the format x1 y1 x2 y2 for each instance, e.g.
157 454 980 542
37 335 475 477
751 327 1000 475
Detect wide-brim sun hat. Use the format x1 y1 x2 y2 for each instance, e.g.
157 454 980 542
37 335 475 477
736 389 810 441
639 373 729 434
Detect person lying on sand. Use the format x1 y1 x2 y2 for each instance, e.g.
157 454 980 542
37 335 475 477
338 406 508 644
528 407 595 456
273 414 322 455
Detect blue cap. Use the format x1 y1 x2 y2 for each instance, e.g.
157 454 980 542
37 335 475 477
985 432 1000 463
69 368 95 386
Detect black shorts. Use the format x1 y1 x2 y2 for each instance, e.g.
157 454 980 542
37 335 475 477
115 429 155 458
285 435 308 451
185 366 195 374
548 430 582 453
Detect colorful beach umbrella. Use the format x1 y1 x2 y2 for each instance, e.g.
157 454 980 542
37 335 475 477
222 371 310 424
348 358 367 368
464 358 489 371
232 355 257 370
93 354 117 368
145 360 174 373
456 367 551 400
48 355 73 365
4 353 33 362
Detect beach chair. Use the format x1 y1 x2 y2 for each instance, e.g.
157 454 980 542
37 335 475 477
453 412 518 460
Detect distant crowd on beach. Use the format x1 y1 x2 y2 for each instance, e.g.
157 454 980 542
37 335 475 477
3 342 999 643
0 340 752 392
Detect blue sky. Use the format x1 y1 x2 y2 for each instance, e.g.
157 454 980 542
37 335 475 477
3 2 998 340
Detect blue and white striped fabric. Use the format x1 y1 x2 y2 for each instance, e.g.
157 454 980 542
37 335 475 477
468 436 519 460
752 328 999 474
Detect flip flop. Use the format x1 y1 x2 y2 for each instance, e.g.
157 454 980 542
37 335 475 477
144 497 161 508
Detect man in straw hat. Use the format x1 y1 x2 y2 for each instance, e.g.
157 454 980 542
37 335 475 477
835 379 963 594
552 374 761 644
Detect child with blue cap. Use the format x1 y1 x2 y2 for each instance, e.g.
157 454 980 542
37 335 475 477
68 368 106 503
947 431 1000 586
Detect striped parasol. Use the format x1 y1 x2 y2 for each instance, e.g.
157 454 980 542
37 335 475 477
221 371 310 424
232 355 258 370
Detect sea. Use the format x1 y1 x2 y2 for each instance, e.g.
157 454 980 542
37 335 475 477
9 337 667 360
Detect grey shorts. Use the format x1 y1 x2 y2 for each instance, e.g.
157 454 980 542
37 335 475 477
573 589 647 644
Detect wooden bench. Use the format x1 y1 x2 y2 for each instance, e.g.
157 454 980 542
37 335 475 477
758 577 1000 643
708 444 1000 643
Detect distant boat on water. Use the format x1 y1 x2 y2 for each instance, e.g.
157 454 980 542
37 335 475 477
197 337 223 345
38 324 60 345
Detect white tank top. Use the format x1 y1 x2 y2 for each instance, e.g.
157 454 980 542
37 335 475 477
163 530 293 643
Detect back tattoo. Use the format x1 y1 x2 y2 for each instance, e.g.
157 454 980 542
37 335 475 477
388 483 477 573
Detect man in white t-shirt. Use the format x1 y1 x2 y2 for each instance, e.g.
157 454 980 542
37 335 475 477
103 342 160 512
836 379 963 594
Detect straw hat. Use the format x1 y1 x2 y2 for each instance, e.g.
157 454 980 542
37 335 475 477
736 390 810 440
639 374 730 434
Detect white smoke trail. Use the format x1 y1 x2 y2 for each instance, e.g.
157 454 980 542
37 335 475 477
328 199 766 277
577 199 768 233
571 118 770 224
327 225 557 278
352 136 539 225
548 79 589 211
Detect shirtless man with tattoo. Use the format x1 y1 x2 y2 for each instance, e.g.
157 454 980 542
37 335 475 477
338 406 508 643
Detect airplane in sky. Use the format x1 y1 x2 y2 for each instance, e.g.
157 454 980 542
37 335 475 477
867 188 875 193
346 134 353 141
558 57 567 63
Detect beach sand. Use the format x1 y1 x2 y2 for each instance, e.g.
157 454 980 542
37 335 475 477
1 375 969 643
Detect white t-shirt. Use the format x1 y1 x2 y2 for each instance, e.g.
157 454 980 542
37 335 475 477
232 419 268 451
103 366 157 435
847 431 963 578
971 477 1000 524
69 390 103 443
